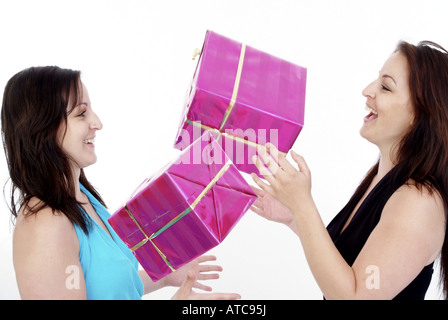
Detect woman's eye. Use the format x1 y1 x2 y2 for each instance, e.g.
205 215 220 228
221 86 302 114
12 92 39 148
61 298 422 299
381 84 391 92
77 110 86 117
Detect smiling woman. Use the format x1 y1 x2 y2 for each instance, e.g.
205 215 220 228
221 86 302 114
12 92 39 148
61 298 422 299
1 66 240 300
360 51 415 152
1 66 99 233
251 40 448 300
59 84 103 176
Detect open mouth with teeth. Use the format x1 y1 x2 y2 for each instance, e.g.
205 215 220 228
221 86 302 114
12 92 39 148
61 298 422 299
365 106 378 122
83 139 95 145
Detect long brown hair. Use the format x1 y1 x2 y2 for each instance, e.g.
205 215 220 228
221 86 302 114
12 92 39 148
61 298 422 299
1 66 105 233
352 41 448 299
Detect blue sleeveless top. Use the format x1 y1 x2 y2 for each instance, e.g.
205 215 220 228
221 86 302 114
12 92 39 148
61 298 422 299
74 184 144 300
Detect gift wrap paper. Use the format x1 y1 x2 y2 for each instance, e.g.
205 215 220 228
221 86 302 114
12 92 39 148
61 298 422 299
174 30 307 175
108 132 257 281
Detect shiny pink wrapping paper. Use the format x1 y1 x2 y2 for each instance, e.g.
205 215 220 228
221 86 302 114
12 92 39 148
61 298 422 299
108 132 257 282
174 30 307 175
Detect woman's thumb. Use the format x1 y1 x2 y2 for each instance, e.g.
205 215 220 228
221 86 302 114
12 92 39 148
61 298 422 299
172 271 196 300
182 271 196 291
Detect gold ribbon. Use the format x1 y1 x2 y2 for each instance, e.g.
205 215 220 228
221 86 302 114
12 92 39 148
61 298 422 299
186 119 287 157
187 43 286 157
192 48 201 60
219 43 246 131
125 159 233 271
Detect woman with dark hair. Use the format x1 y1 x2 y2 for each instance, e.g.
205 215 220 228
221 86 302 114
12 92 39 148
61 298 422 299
251 41 448 299
1 66 240 300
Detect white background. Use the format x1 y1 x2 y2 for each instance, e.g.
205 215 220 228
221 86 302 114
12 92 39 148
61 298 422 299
0 0 447 300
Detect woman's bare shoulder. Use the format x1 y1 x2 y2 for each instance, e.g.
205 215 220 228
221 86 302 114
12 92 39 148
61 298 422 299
383 183 445 262
13 198 85 299
392 183 445 218
15 198 77 241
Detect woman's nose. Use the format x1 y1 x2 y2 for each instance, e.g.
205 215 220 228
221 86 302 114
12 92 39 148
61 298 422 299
91 112 103 130
362 80 376 99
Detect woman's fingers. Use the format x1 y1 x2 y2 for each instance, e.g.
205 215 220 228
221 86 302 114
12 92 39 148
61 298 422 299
250 184 266 197
256 145 281 176
195 255 217 264
291 150 310 176
250 170 274 195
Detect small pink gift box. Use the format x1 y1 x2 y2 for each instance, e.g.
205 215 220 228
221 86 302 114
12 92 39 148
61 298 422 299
108 132 257 282
174 30 307 175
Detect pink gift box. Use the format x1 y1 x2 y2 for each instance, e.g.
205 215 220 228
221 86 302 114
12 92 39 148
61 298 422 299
174 30 307 175
108 132 257 282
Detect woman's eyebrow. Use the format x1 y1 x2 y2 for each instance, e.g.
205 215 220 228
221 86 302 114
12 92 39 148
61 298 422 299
74 102 88 108
382 74 397 85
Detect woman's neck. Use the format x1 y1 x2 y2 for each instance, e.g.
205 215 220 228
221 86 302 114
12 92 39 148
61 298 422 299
377 150 396 180
71 167 84 202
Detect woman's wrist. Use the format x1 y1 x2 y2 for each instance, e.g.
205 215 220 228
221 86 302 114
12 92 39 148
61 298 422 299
286 219 300 236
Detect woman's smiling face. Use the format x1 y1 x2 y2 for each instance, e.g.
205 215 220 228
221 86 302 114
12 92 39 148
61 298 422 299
58 82 103 171
360 51 415 155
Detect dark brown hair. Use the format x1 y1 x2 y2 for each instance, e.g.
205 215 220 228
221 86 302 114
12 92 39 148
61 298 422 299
1 66 105 233
353 41 448 298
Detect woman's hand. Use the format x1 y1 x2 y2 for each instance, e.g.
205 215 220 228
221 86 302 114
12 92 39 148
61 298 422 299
163 255 222 291
251 143 313 214
168 255 241 300
172 271 241 300
251 185 298 233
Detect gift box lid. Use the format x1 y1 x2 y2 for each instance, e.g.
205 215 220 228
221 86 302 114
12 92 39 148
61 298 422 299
188 30 306 132
175 30 307 159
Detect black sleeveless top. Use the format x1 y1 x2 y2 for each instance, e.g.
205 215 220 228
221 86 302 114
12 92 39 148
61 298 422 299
326 167 434 300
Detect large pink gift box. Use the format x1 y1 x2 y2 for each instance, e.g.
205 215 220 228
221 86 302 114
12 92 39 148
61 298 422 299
108 132 257 282
174 30 307 175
